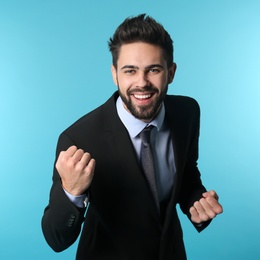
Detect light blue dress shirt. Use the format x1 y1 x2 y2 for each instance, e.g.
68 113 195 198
64 96 176 207
116 97 176 203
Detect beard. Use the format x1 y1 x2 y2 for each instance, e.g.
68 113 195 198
118 85 168 121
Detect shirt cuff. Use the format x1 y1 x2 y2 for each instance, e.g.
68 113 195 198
63 188 89 208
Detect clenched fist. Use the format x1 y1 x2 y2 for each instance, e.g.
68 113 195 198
55 145 95 196
189 190 223 224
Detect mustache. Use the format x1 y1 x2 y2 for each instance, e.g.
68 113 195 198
127 86 159 95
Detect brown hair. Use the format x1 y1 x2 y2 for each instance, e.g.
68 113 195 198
108 14 174 68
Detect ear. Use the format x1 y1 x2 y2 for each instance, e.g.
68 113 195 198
111 65 118 86
168 62 177 84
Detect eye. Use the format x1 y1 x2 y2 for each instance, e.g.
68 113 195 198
148 68 161 74
124 69 136 74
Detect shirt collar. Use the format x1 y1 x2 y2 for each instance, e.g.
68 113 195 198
116 96 165 139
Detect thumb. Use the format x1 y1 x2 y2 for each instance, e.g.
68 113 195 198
203 190 219 200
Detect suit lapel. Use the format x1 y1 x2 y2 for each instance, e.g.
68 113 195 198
101 92 161 219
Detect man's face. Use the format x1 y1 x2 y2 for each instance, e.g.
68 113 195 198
112 42 176 122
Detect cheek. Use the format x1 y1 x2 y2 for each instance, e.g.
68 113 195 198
117 76 133 89
153 76 168 88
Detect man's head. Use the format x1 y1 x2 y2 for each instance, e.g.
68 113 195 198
108 14 174 69
109 14 176 122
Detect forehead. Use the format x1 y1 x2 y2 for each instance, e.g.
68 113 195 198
117 42 166 67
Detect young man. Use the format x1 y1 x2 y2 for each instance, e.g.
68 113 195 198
42 14 223 259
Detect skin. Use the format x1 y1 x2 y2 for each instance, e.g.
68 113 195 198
190 190 223 223
55 145 95 196
56 42 223 223
111 42 176 122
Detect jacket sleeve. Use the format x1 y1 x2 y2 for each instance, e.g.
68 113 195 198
41 133 86 252
177 99 211 232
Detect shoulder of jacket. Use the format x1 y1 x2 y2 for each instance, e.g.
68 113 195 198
62 92 118 135
165 95 200 110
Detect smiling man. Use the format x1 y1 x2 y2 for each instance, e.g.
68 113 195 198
42 14 223 260
112 42 175 122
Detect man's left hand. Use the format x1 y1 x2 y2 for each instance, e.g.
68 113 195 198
189 190 223 224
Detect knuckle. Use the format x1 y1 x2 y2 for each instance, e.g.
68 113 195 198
78 149 84 154
84 152 92 160
203 216 210 222
69 145 77 151
208 211 216 219
55 162 60 171
59 151 65 157
205 197 214 204
190 207 198 217
215 205 223 214
67 158 76 169
200 213 209 221
60 156 67 164
199 198 206 205
194 201 200 207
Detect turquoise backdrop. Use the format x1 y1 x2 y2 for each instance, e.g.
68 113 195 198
0 0 259 259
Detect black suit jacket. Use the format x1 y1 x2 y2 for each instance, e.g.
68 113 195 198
42 92 210 259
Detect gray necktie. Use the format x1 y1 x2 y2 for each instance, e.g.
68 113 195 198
140 125 160 212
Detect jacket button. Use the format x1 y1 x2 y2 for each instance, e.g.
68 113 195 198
66 213 76 227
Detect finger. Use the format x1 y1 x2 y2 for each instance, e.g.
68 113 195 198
72 149 85 162
80 152 92 164
202 190 223 214
81 158 96 189
76 153 92 170
204 196 223 214
85 158 96 174
189 206 200 223
193 201 209 222
58 146 78 163
58 148 84 172
199 198 217 219
65 145 78 156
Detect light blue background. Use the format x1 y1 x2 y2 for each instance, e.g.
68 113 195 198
1 1 259 259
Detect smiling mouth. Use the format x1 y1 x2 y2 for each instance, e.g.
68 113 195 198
133 93 153 100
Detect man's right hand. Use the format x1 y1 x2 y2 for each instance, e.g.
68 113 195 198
55 145 95 196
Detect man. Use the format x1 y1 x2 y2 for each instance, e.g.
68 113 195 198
42 14 223 259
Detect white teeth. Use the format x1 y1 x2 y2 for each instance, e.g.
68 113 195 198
134 94 151 99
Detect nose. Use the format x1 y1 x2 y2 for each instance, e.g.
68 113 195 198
136 71 149 87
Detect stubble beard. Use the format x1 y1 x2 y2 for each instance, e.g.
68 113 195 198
118 85 168 121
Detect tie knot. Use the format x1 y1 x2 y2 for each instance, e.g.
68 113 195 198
140 125 154 144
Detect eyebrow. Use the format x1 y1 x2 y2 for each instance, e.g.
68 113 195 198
120 64 164 70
